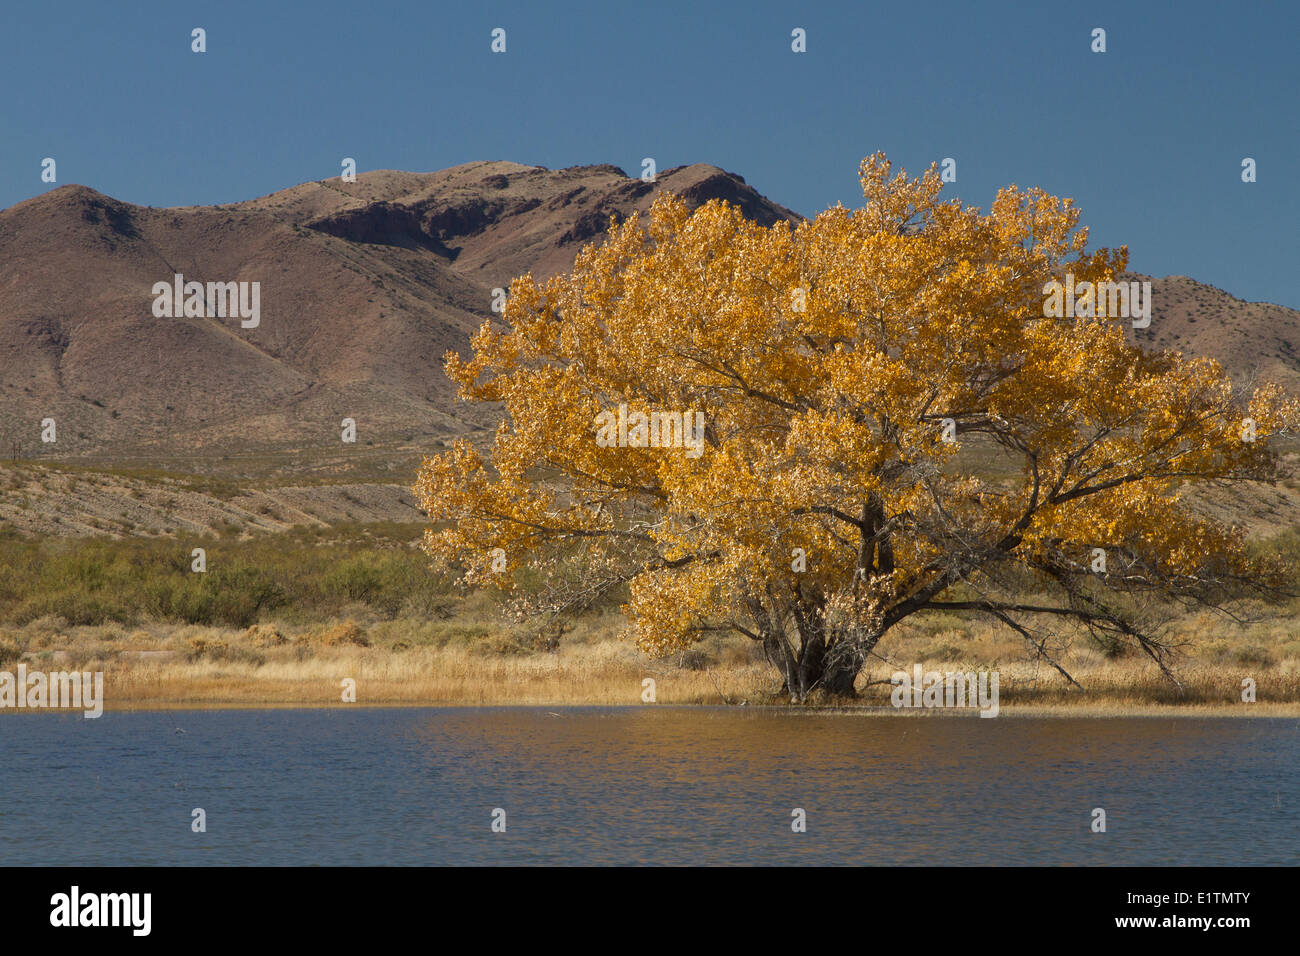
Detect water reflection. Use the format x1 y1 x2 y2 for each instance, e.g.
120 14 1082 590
1 708 1296 865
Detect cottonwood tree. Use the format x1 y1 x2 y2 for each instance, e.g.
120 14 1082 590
414 154 1297 701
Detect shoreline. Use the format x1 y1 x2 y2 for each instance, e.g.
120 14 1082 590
6 619 1299 718
2 698 1297 717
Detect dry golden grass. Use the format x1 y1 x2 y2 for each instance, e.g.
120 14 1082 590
88 641 770 707
3 607 1299 713
4 479 1297 715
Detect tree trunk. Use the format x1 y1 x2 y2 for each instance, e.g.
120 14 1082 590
803 628 885 701
765 643 864 702
818 658 861 698
751 602 882 703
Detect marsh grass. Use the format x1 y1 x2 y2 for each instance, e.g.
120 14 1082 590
1 607 1296 710
1 515 1298 710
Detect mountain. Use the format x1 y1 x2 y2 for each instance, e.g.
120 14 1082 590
0 162 797 471
1133 274 1300 394
1 161 1296 478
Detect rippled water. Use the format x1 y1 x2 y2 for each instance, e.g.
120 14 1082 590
1 707 1296 865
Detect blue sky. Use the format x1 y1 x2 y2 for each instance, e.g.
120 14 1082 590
2 0 1296 306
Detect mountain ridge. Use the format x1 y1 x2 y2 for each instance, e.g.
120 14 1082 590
1 162 1295 475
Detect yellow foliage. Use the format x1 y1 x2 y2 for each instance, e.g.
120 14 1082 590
415 154 1299 681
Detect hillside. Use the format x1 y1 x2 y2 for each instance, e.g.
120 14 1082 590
1135 274 1300 394
0 162 797 472
1 162 1297 539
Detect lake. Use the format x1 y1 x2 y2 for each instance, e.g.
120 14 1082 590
1 707 1296 865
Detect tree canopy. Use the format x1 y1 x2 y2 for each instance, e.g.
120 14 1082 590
414 154 1297 701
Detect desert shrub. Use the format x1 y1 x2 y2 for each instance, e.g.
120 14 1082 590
321 557 385 603
244 623 289 647
312 619 370 647
677 647 715 671
187 637 265 666
1230 644 1276 667
469 631 534 657
0 639 22 665
187 637 226 661
12 588 132 627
